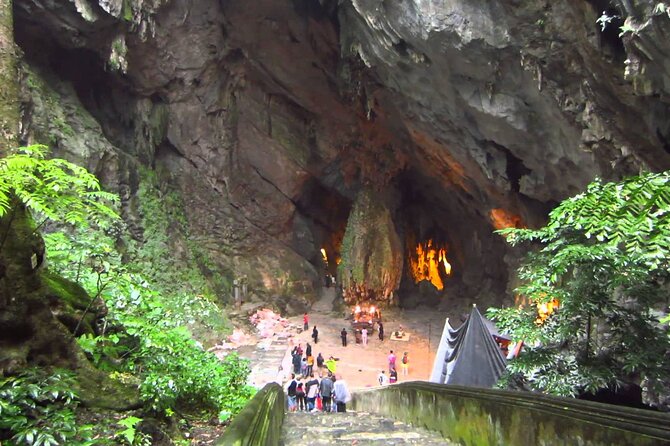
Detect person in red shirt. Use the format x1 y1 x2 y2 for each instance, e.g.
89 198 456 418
303 313 309 330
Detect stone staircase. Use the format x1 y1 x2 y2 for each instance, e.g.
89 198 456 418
281 410 453 445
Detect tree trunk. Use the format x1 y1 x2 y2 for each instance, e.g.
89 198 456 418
0 0 18 153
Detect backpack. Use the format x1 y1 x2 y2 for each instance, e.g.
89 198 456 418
287 380 297 396
402 355 408 364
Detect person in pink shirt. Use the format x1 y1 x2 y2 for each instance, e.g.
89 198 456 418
388 350 396 372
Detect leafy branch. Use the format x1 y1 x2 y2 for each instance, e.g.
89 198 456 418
0 145 119 249
490 172 670 399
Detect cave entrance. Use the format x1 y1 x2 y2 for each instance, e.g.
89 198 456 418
293 178 351 285
395 171 470 309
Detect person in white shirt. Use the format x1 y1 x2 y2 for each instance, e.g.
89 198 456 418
377 370 389 386
361 327 368 345
333 374 351 412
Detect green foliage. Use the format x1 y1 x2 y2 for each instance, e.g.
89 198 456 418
2 144 251 424
114 416 150 446
489 172 670 397
0 369 94 446
132 168 232 338
45 218 252 415
0 145 118 227
45 226 253 418
115 281 254 416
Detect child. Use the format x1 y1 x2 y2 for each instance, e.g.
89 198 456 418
296 380 306 411
401 351 409 375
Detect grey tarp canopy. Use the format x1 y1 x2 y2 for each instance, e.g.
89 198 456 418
429 305 507 388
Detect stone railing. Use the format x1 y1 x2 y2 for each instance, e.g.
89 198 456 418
351 382 670 445
215 383 285 446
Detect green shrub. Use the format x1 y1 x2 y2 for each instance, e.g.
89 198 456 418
0 369 93 446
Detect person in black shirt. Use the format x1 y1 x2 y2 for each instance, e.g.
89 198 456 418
340 328 348 347
292 349 301 375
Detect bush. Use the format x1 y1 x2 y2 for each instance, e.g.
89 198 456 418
0 369 91 446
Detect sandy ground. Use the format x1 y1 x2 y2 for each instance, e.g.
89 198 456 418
280 289 454 390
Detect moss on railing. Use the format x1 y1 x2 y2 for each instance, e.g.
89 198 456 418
351 382 670 446
216 383 285 446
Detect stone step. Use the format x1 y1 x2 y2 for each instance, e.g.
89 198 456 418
282 411 452 445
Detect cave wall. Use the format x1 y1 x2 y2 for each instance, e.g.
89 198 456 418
10 0 670 312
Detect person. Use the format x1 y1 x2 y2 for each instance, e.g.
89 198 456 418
401 351 409 376
312 326 319 344
296 343 303 356
316 352 324 370
377 370 388 386
306 354 314 376
296 379 306 411
306 343 312 358
333 374 351 413
330 375 338 412
319 372 334 412
292 349 302 375
305 374 320 411
340 328 348 347
378 321 384 341
388 350 396 373
361 327 368 346
303 313 309 330
300 357 308 377
286 373 298 412
325 356 337 374
389 368 398 384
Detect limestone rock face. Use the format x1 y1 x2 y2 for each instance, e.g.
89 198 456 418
11 0 670 310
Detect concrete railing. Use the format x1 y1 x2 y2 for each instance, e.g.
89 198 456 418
351 382 670 445
215 383 285 446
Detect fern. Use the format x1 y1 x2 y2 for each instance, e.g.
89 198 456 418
0 145 119 228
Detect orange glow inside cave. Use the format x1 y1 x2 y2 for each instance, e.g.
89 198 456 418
409 239 452 290
489 208 525 230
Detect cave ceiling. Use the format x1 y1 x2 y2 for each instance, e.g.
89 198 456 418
12 0 670 306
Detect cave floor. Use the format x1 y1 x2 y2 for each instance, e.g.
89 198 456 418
243 288 454 390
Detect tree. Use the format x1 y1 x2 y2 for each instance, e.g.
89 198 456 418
0 0 18 152
0 145 118 378
488 172 670 400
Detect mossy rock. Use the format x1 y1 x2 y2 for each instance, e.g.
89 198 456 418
41 271 105 336
338 188 403 304
74 358 141 410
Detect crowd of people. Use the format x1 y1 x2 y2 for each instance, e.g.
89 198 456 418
284 371 351 413
286 342 352 413
286 341 411 412
284 312 412 412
